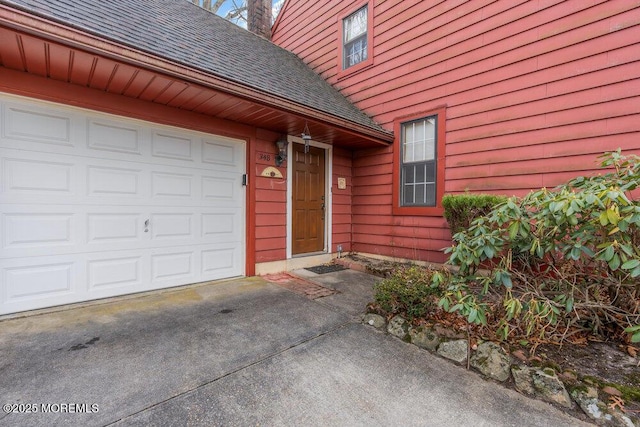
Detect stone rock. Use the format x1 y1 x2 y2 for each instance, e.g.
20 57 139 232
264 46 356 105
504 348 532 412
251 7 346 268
437 339 468 364
387 315 409 339
408 327 440 351
511 365 536 395
571 384 640 427
575 385 599 399
570 388 612 425
512 366 573 409
610 411 638 427
571 386 639 427
470 342 511 382
577 399 607 424
531 369 573 408
363 313 386 330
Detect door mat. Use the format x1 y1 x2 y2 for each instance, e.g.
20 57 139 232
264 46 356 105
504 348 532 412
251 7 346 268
304 264 347 274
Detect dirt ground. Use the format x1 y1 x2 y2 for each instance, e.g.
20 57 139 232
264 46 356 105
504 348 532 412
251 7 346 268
536 341 640 413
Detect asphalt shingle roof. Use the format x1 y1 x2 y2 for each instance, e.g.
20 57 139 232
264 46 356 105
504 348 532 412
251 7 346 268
2 0 388 135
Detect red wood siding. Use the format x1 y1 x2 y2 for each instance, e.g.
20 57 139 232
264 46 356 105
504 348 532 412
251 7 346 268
273 0 640 263
332 147 353 252
254 129 287 263
353 147 450 263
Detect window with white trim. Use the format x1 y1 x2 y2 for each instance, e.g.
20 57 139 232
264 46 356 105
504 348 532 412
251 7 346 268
400 116 437 206
343 6 368 69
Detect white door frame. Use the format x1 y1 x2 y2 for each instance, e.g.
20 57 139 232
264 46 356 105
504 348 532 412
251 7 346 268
285 135 332 259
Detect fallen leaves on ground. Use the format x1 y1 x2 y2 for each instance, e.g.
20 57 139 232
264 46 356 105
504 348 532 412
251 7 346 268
609 395 625 412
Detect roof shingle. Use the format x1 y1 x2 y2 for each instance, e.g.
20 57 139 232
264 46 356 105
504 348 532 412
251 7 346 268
1 0 389 135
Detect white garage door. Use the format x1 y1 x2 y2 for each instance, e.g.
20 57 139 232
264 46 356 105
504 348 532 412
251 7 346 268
0 94 245 315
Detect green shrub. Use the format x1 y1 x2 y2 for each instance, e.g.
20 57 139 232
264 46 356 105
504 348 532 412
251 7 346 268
374 265 442 321
442 193 507 234
438 150 640 344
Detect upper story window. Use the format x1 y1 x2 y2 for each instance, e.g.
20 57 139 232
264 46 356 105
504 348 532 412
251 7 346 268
343 6 368 69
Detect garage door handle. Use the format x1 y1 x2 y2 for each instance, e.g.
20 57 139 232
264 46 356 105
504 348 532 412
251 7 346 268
144 219 149 233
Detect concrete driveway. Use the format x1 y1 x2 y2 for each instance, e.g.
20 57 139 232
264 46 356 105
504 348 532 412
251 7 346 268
0 269 589 426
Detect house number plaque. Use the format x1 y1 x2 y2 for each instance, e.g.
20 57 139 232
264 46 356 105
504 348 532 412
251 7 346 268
256 151 273 163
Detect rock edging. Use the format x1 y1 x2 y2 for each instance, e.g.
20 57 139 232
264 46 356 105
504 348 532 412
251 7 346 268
362 313 639 427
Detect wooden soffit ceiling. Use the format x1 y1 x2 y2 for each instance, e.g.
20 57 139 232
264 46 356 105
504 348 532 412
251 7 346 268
0 8 392 148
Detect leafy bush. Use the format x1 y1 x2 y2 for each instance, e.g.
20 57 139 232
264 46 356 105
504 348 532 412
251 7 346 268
442 193 507 234
437 150 640 344
373 265 443 321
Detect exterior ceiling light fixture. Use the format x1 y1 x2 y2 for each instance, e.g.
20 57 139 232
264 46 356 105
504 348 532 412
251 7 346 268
301 122 311 153
275 136 289 167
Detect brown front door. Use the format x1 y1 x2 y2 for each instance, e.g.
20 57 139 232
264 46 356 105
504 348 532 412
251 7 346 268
292 144 325 255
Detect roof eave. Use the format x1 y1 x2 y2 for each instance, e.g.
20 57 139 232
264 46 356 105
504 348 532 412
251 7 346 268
0 4 394 145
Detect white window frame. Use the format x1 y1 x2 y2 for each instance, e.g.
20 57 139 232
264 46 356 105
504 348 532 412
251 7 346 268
400 116 438 207
342 5 368 69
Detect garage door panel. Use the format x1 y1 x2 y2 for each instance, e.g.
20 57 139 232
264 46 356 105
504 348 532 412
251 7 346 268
1 152 241 207
2 102 246 174
202 138 245 172
201 211 242 243
2 155 242 208
2 101 75 147
202 176 242 204
151 172 193 199
84 250 150 299
88 256 143 292
150 213 194 240
87 117 144 155
1 251 146 313
1 254 82 314
0 94 245 315
3 212 75 250
88 212 143 244
146 244 243 287
4 261 75 301
201 245 242 280
87 165 144 198
1 207 143 259
1 209 243 259
150 250 195 284
151 131 195 161
3 155 75 196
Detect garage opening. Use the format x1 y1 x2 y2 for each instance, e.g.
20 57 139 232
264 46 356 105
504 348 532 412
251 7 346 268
0 94 246 314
